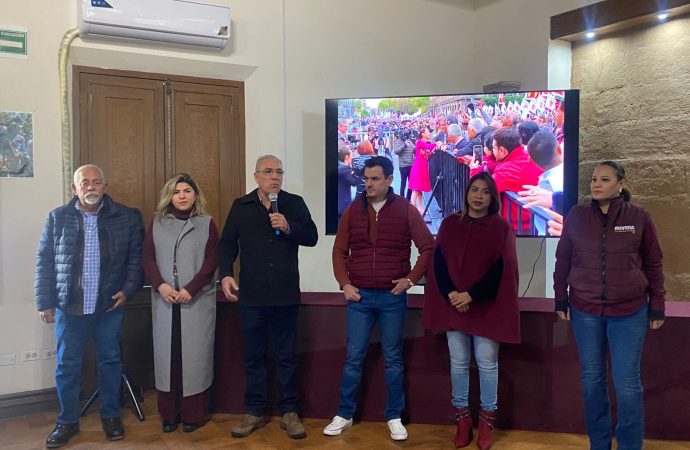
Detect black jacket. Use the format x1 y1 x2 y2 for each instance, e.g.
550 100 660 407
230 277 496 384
35 194 144 313
453 134 483 157
338 162 358 215
218 189 318 306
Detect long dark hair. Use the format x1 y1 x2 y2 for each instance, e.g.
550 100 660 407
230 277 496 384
597 160 631 202
463 172 501 216
418 126 432 141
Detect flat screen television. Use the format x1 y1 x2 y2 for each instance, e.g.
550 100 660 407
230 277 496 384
325 89 579 236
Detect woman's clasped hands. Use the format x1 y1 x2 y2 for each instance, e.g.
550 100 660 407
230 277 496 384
158 283 192 304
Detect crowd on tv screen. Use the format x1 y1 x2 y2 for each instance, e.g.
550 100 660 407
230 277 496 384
337 95 566 236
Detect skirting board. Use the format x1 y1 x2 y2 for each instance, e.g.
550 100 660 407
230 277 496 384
0 388 58 421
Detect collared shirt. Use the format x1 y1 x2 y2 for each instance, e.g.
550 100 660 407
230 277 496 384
76 203 101 314
538 163 564 193
534 164 564 235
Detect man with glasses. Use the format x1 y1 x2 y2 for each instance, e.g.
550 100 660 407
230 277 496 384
218 155 318 440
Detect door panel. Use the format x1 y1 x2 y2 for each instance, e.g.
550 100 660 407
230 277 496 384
74 67 245 396
78 74 164 225
75 69 245 229
173 91 226 226
171 81 242 230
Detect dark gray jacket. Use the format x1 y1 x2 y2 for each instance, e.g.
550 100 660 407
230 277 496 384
394 138 415 167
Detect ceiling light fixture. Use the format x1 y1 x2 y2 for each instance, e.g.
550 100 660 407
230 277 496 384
658 12 669 20
585 31 596 38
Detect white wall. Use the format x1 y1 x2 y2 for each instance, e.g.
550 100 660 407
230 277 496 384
472 0 598 90
0 0 285 395
0 0 595 395
1 0 79 395
284 0 479 292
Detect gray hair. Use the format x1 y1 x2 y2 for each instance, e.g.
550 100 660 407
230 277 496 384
73 164 106 184
468 118 487 134
255 155 283 172
447 123 463 137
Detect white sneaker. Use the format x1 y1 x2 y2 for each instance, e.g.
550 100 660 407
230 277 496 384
323 416 353 436
387 418 408 441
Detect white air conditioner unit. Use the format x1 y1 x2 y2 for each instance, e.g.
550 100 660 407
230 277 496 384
78 0 230 49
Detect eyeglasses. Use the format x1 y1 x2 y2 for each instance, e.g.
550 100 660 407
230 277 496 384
256 168 285 176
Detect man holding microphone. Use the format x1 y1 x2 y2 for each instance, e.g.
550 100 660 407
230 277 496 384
218 155 318 440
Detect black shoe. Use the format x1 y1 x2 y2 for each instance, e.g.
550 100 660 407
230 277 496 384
182 421 204 433
101 418 125 441
46 423 80 448
162 417 180 433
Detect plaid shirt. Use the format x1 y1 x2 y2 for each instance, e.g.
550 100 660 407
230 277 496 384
76 203 101 315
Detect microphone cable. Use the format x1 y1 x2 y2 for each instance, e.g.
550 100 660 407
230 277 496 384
521 236 545 298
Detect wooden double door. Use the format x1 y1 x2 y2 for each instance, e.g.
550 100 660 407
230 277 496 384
74 66 245 229
73 67 244 393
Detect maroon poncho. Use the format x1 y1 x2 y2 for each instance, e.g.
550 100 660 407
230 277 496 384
422 213 521 344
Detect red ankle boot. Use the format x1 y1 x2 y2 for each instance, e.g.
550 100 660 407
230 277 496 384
477 409 496 450
454 407 473 448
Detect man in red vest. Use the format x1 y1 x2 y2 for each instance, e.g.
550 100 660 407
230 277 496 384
326 156 434 442
471 126 544 234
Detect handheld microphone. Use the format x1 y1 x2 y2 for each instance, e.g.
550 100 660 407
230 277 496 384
268 192 280 235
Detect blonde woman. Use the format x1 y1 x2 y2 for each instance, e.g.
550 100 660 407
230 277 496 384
142 173 218 433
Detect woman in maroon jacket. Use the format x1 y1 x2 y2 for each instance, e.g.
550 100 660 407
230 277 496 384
554 160 665 450
423 172 520 450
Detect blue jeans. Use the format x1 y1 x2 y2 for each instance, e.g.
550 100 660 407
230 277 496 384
570 305 648 450
239 305 299 415
447 331 499 411
337 289 407 421
55 308 123 424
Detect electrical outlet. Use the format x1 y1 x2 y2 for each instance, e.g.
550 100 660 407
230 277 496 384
43 349 57 360
0 353 16 366
20 350 41 362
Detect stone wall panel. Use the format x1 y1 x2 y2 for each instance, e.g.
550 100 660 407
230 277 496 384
572 15 690 300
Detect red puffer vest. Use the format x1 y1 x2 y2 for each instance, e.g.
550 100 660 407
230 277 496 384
347 193 412 290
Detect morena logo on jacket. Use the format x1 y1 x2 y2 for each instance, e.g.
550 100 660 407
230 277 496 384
614 225 636 234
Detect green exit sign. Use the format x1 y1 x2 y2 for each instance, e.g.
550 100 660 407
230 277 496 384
0 28 28 58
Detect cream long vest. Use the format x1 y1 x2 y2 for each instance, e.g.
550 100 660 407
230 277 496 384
151 214 215 395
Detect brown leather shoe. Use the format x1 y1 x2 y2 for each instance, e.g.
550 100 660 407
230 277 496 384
230 414 266 438
281 412 306 439
46 423 80 448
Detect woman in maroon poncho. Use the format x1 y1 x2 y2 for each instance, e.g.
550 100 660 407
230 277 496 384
422 172 520 450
